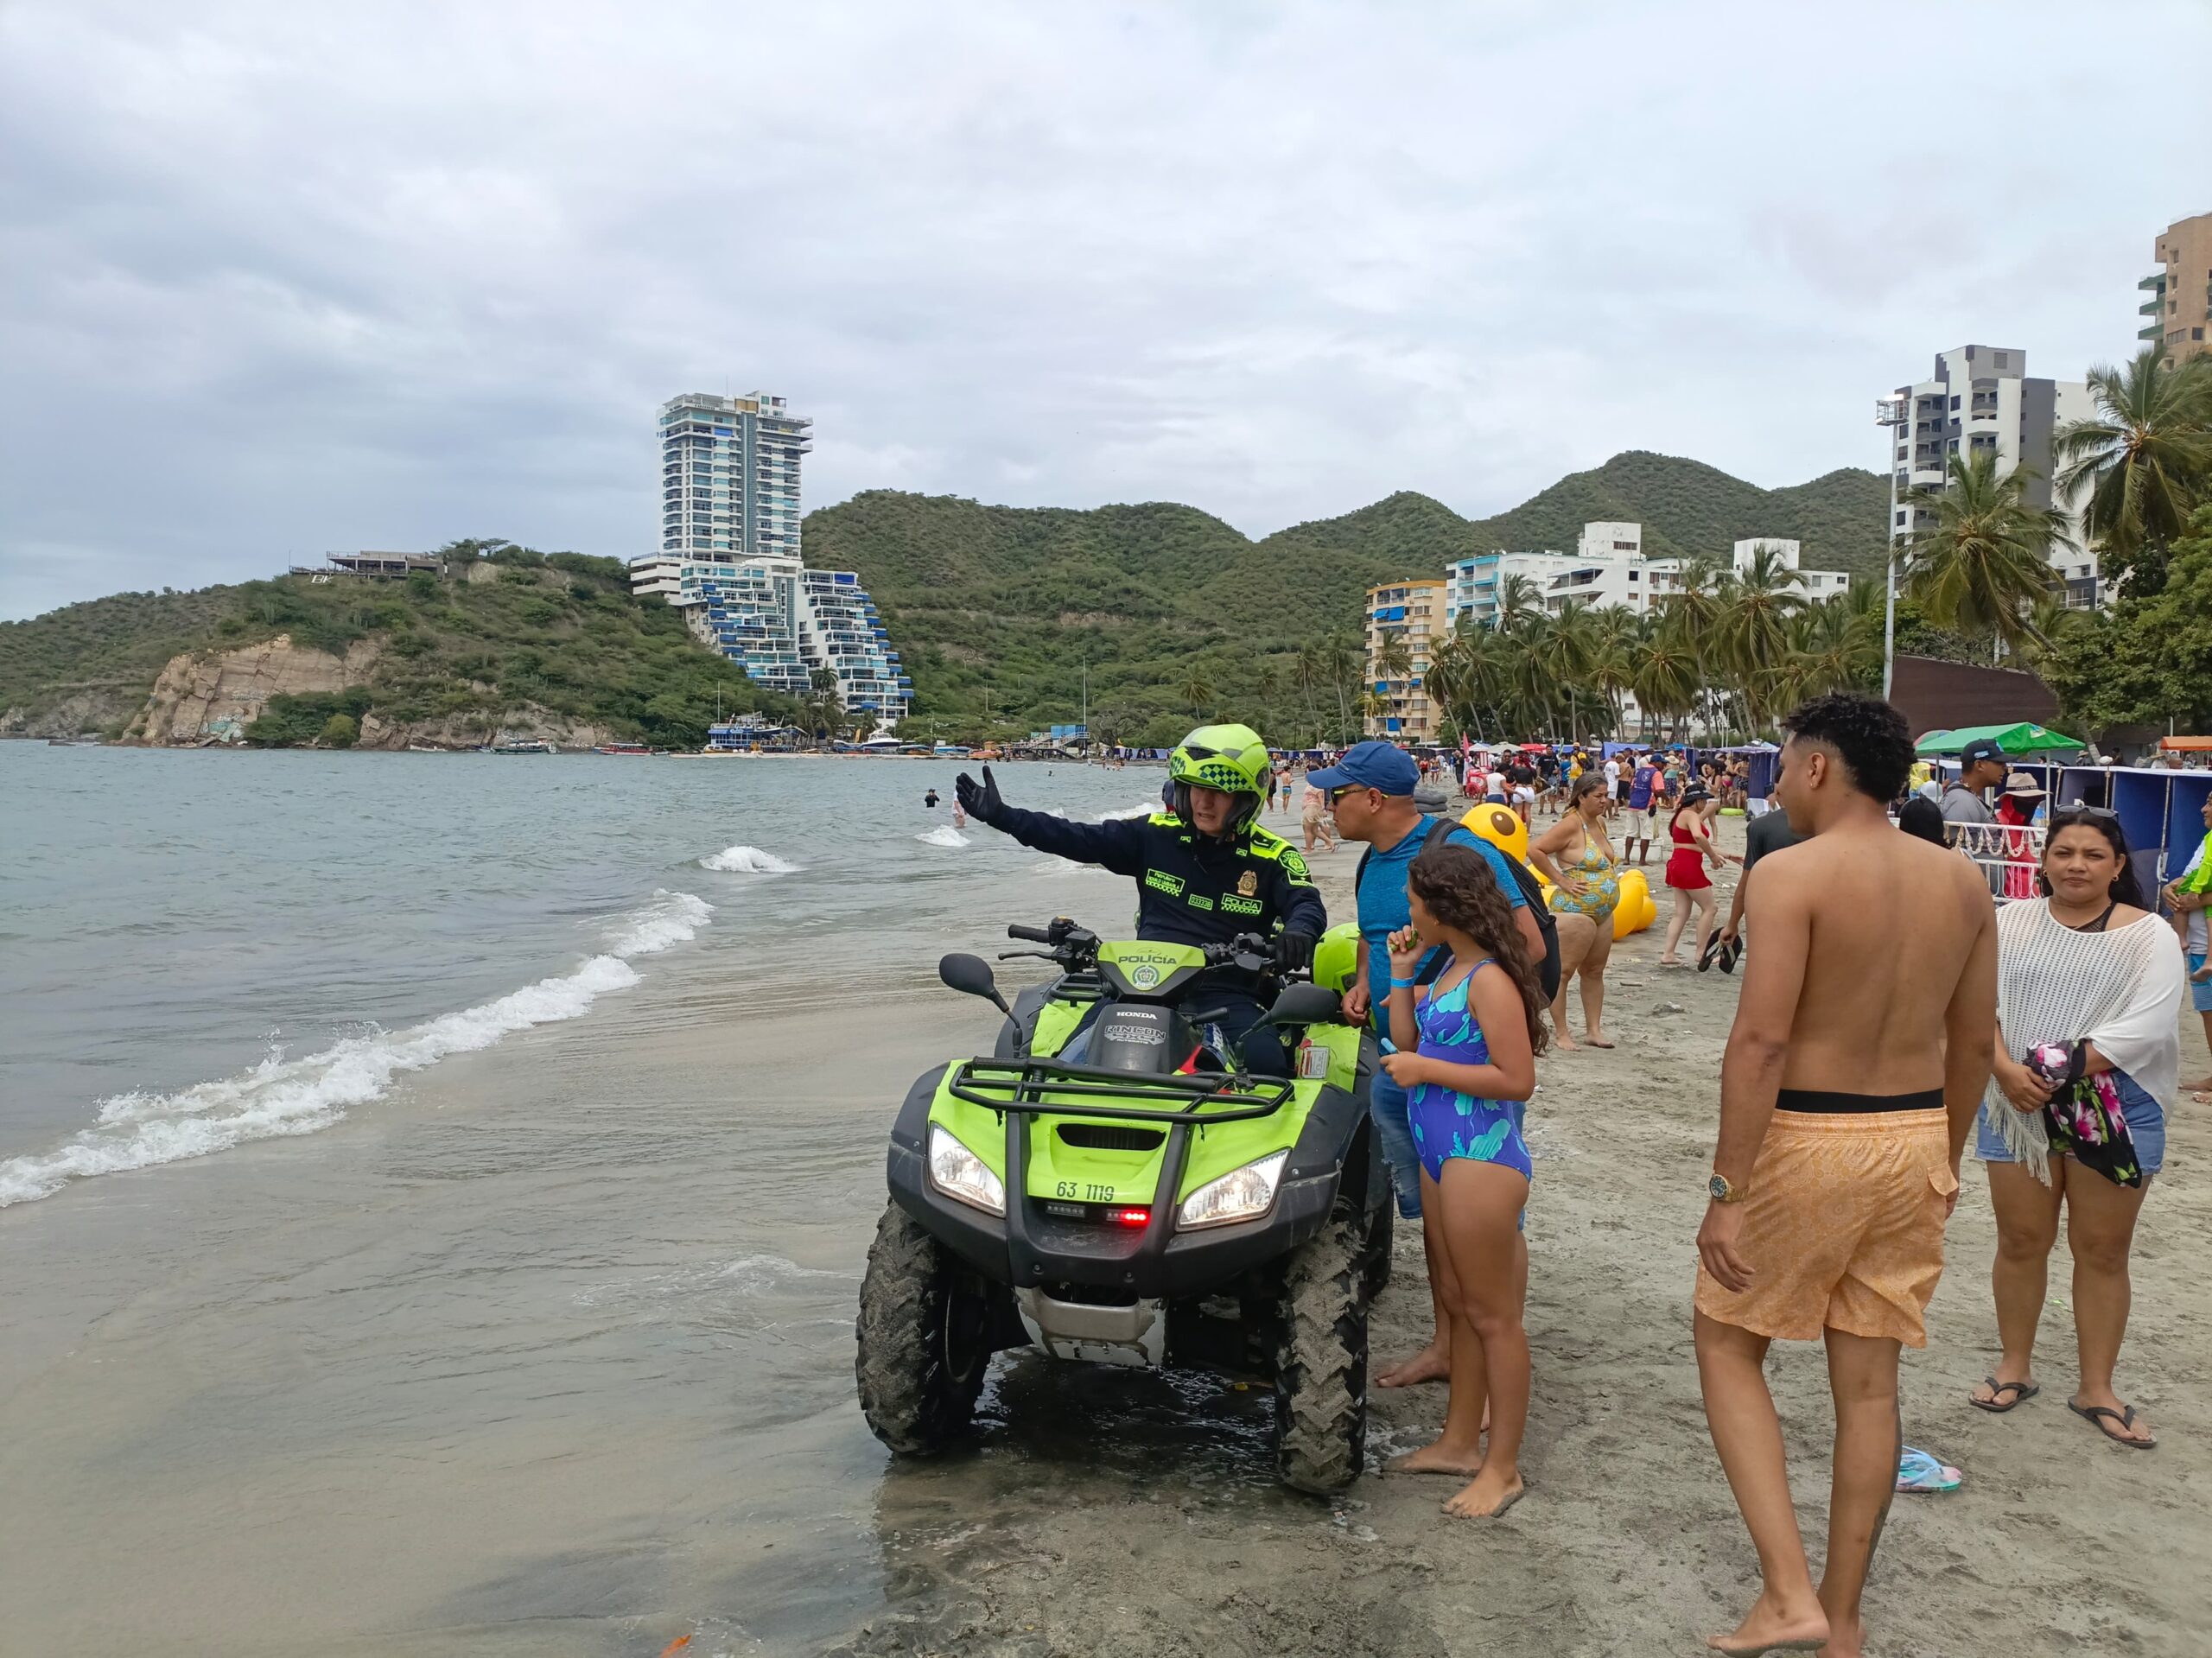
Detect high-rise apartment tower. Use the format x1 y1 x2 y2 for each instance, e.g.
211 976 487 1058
2140 212 2212 365
1876 346 2099 607
658 391 811 559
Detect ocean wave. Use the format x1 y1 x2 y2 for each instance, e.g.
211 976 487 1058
0 890 715 1208
915 824 970 848
1098 804 1156 821
699 844 798 875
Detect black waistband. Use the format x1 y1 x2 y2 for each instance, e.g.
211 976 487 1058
1776 1088 1946 1115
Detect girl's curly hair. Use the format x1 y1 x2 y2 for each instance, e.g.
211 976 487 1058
1407 841 1550 1057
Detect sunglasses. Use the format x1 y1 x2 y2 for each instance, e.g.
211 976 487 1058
1331 785 1375 804
2051 805 2120 823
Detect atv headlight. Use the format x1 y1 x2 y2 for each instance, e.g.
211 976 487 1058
927 1124 1005 1217
1176 1149 1291 1230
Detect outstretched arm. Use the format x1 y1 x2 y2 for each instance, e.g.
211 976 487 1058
958 767 1149 876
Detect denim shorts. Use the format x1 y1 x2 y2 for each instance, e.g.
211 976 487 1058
1974 1068 2166 1176
2191 951 2211 1014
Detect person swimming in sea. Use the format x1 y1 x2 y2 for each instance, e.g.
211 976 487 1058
925 788 939 808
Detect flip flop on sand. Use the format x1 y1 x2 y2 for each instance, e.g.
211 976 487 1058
2069 1399 2157 1449
1897 1446 1962 1493
1969 1377 2039 1413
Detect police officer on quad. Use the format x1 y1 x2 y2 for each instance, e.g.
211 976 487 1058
956 723 1325 1076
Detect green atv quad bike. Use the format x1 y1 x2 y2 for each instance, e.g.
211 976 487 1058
855 916 1390 1496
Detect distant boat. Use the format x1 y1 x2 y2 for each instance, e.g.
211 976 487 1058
491 737 556 754
48 736 101 746
593 742 651 755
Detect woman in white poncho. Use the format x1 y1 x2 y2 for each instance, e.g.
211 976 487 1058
1967 809 2186 1448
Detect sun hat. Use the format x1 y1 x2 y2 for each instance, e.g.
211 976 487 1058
2003 772 2047 797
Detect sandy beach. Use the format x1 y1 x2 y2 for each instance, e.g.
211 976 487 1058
824 815 2212 1658
4 803 2207 1655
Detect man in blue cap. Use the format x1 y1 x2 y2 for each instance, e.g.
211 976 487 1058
1311 739 1549 1388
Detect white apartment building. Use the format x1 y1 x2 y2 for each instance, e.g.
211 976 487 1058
1446 522 1663 627
638 390 909 728
1876 346 2099 607
658 391 811 560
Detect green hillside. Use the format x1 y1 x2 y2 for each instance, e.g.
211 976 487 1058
0 544 786 746
3 453 1888 750
807 452 1888 744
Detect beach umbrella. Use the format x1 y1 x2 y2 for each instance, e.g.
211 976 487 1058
1915 721 2083 757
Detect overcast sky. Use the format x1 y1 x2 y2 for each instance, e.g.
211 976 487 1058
3 1 2207 619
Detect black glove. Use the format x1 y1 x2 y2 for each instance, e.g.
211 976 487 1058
955 765 1006 826
1274 928 1317 977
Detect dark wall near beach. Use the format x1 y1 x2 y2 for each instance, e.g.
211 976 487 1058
1889 655 2059 737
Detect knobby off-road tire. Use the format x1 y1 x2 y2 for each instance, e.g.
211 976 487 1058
855 1203 991 1455
1272 1208 1370 1495
1359 1198 1395 1308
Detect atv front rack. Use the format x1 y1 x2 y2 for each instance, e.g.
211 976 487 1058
946 1057 1294 1125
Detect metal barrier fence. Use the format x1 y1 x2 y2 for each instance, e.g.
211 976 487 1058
1942 820 2045 901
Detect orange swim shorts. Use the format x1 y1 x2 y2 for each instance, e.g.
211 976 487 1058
1694 1109 1958 1347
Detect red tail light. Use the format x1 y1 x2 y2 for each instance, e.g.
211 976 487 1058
1112 1207 1151 1228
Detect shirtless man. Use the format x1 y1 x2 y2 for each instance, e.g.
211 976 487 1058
1693 693 1996 1658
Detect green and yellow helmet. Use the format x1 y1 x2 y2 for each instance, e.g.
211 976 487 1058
1168 722 1271 829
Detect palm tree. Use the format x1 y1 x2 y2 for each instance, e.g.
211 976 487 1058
1292 643 1327 742
1587 606 1641 736
1548 601 1604 740
1629 624 1701 740
1902 450 2070 657
1324 634 1360 743
1779 595 1879 704
1712 543 1807 736
1179 666 1214 718
2053 346 2212 593
1374 632 1413 682
1494 573 1544 632
805 668 842 748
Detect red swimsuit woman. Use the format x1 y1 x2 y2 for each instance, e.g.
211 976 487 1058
1667 808 1713 891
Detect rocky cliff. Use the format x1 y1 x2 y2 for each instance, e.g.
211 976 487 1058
125 636 383 745
121 634 626 749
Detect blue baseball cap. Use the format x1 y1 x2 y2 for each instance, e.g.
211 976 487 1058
1307 740 1420 797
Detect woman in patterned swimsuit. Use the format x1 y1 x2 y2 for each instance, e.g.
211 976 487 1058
1529 771 1624 1050
1376 841 1549 1520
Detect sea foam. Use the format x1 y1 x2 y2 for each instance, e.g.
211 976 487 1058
699 844 799 874
0 890 714 1208
915 824 970 848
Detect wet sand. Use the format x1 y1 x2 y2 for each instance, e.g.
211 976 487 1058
4 819 2208 1655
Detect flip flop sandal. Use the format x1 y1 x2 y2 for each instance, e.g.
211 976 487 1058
1896 1445 1962 1493
1718 937 1743 974
1697 936 1723 972
2068 1400 2157 1449
1969 1377 2039 1413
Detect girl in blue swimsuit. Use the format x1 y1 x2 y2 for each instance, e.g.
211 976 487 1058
1377 841 1548 1520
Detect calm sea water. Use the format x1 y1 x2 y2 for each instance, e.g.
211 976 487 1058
0 746 1155 1204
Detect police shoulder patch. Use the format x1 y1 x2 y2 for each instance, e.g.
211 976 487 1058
1278 848 1312 883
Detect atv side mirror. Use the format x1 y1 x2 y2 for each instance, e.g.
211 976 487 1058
939 952 1012 1016
1262 983 1342 1030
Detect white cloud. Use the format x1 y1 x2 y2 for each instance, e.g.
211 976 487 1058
2 0 2206 616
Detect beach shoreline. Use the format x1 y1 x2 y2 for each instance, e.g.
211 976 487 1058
3 806 2206 1655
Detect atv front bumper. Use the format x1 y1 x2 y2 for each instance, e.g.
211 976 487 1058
886 1063 1363 1300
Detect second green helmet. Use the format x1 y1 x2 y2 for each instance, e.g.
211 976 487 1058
1168 722 1271 798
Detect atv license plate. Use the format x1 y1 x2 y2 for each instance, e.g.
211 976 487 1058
1296 1041 1332 1081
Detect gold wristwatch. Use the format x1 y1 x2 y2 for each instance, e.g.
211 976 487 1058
1708 1172 1746 1204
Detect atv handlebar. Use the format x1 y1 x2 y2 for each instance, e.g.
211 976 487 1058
999 922 1295 982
